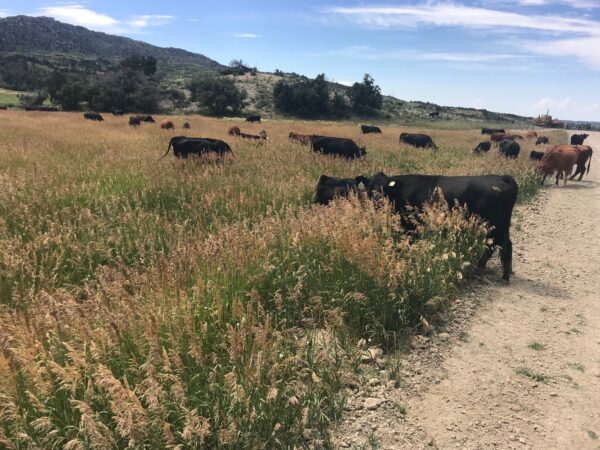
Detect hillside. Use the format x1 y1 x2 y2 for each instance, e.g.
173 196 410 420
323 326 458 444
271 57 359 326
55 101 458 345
0 15 223 87
0 15 532 126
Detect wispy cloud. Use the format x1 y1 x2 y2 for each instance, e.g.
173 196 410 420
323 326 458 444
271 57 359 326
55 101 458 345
419 52 523 62
531 96 572 113
330 4 596 33
329 3 600 69
36 4 174 33
0 9 9 18
232 33 260 38
129 15 174 29
39 5 119 31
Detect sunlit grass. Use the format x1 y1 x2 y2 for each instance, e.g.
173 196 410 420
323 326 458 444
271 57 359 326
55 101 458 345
0 111 565 447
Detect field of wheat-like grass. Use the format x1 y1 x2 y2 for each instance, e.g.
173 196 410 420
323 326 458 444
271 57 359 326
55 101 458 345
0 111 565 448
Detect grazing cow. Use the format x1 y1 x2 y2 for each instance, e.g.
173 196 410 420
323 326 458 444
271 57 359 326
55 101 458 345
362 172 518 281
535 136 549 145
239 131 268 140
429 111 440 118
499 139 520 159
0 106 8 110
361 124 382 134
313 175 369 205
526 131 538 138
311 136 366 159
482 128 506 135
289 132 312 145
569 145 593 181
491 133 523 143
538 145 579 185
161 136 233 159
399 133 437 149
530 151 544 161
228 126 241 136
246 115 261 123
570 134 589 145
136 115 155 123
112 109 124 116
84 112 104 121
473 141 492 154
161 119 175 130
129 116 141 127
183 122 190 129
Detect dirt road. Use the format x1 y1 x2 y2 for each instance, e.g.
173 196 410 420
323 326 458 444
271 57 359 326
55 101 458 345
334 132 600 449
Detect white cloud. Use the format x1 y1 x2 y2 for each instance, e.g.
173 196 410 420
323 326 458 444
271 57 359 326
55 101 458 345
39 5 119 31
232 33 260 38
419 52 522 62
36 4 174 33
330 4 596 34
526 35 600 69
519 0 547 5
337 80 353 86
531 96 572 113
329 3 600 70
129 15 174 29
0 9 9 18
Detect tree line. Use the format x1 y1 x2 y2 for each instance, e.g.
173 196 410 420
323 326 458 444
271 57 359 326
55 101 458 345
12 54 383 119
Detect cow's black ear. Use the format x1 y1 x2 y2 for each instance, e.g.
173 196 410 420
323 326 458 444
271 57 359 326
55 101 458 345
354 175 369 187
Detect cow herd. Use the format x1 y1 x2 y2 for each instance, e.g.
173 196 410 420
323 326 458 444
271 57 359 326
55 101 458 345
77 111 595 281
473 128 593 185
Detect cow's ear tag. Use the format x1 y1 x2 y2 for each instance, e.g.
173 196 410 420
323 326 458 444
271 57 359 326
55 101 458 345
388 181 396 187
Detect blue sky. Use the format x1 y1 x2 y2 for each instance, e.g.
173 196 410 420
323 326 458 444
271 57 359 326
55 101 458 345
1 1 599 121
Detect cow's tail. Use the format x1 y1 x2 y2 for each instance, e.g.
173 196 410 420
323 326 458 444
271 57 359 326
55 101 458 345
160 138 173 159
587 152 592 174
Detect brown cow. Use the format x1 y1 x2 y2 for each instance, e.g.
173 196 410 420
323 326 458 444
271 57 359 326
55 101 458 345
569 145 593 181
526 130 538 138
228 126 241 136
289 132 312 145
160 119 174 130
491 133 524 142
538 145 579 185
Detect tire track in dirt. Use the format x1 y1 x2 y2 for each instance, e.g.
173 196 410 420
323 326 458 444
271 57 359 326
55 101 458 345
334 132 600 449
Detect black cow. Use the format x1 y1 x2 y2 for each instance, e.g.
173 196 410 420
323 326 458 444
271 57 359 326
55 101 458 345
473 141 491 154
535 136 549 145
570 134 589 145
311 136 366 159
84 112 104 121
400 133 437 149
161 136 233 159
112 109 124 116
129 116 141 127
242 130 268 140
362 172 518 281
482 128 506 135
499 139 520 159
183 122 190 129
246 115 261 123
0 106 7 110
313 175 369 205
138 115 155 123
429 111 440 118
530 151 544 161
361 124 382 134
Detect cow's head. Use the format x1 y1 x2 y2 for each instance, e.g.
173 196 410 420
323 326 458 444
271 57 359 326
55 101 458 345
358 147 367 156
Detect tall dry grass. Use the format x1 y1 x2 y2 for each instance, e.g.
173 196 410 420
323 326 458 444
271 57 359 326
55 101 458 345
0 111 565 447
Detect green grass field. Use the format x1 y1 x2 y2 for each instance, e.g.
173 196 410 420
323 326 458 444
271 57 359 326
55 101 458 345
0 88 22 107
0 112 566 448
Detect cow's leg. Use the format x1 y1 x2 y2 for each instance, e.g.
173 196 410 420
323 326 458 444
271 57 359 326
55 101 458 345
500 238 513 282
555 171 560 185
477 244 495 270
541 174 547 185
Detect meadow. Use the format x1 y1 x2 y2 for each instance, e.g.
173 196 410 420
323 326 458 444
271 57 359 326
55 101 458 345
0 111 565 448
